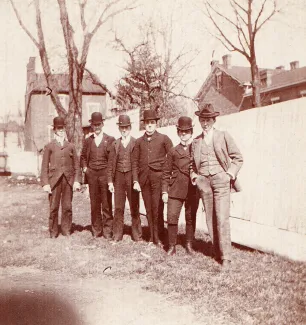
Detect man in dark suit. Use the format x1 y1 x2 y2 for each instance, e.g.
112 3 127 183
132 110 173 247
41 116 81 238
190 104 243 268
162 116 199 256
107 115 142 242
80 112 115 238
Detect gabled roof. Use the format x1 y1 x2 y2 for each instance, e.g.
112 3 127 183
200 87 239 116
31 73 107 94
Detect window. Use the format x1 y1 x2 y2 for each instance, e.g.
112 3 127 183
58 94 69 110
271 96 280 105
300 90 306 97
47 125 53 142
215 72 222 90
87 102 101 117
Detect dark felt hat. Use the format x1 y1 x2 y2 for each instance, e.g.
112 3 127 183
89 112 105 123
176 116 193 131
141 110 160 121
195 103 220 118
117 114 131 127
52 116 65 128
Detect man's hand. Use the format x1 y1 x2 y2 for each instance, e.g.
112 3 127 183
108 183 115 193
83 167 87 173
162 193 168 204
191 177 198 186
73 182 81 192
43 184 52 194
133 181 141 192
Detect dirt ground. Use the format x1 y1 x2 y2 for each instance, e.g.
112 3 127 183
0 266 206 325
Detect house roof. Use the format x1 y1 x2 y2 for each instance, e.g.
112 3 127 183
31 72 107 94
199 87 239 115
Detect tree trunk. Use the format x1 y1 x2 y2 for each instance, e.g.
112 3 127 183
250 53 261 108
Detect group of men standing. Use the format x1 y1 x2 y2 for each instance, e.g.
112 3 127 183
41 104 243 267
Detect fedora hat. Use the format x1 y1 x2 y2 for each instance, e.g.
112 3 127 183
176 116 193 131
141 110 160 121
195 103 220 118
52 116 65 128
89 112 105 124
117 114 131 127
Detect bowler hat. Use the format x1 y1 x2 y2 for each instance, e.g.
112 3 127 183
117 114 131 127
195 103 220 118
52 116 65 128
141 110 160 121
176 116 193 131
89 112 105 124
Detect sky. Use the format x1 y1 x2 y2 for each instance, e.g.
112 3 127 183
1 0 306 119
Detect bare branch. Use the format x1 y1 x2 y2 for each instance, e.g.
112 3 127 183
79 0 87 31
254 0 278 33
9 0 39 48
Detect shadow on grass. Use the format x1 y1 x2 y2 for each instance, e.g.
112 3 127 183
71 223 92 234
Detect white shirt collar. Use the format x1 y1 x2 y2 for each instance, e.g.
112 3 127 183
54 134 66 146
203 127 214 144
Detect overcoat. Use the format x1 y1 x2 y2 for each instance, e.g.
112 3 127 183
162 143 195 200
41 140 81 190
190 129 243 192
107 136 136 184
132 131 173 187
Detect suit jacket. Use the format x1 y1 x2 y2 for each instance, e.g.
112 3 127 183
132 131 173 187
41 140 81 189
107 136 136 184
80 133 115 169
190 129 243 192
162 143 196 200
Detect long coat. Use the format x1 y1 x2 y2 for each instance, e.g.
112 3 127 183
162 143 195 200
41 140 81 190
132 131 173 187
107 136 136 184
190 129 243 192
80 133 115 169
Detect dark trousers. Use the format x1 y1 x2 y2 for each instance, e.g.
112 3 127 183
196 172 231 261
86 168 113 238
141 170 165 243
49 175 73 237
167 190 199 246
113 170 142 241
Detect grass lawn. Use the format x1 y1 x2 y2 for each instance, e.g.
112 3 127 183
0 177 305 325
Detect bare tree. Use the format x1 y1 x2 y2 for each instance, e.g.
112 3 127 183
198 0 279 107
114 21 199 128
9 0 136 152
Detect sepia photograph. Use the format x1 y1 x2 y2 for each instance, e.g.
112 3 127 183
0 0 305 324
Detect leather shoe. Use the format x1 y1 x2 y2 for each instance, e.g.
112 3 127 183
167 245 176 256
185 242 194 256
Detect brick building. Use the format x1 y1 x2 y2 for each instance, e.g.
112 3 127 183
24 57 114 152
196 54 306 115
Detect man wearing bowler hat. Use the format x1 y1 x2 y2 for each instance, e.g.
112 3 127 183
190 103 243 268
162 116 199 256
107 114 142 242
41 116 81 238
80 112 115 238
132 110 173 247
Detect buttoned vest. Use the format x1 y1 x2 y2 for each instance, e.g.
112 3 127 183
199 140 223 176
116 141 132 173
88 139 108 169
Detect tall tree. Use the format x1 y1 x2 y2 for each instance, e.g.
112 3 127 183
199 0 279 107
9 0 136 152
114 21 198 128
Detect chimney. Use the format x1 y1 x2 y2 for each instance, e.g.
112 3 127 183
210 60 219 70
290 61 299 70
259 69 272 87
27 57 36 83
276 65 285 71
222 54 232 69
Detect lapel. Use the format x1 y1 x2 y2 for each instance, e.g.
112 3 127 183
115 138 121 154
175 144 189 157
194 134 203 171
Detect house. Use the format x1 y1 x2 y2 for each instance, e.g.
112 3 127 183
24 57 114 152
196 54 306 115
